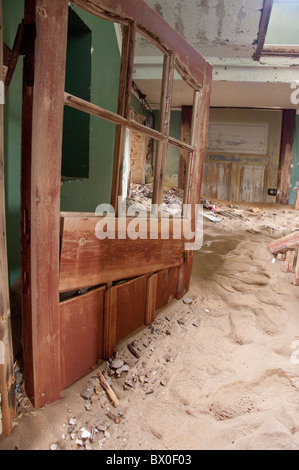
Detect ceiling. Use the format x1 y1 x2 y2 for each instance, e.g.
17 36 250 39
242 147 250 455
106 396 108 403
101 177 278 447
133 0 299 112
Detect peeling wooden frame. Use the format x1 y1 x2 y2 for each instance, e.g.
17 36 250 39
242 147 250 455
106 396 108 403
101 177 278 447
253 0 274 61
253 0 299 60
19 0 212 408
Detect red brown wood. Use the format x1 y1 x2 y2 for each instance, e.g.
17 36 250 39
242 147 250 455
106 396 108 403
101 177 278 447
155 267 179 310
145 273 158 326
253 0 274 61
115 275 148 343
268 231 299 255
59 216 185 292
21 0 69 408
60 287 106 389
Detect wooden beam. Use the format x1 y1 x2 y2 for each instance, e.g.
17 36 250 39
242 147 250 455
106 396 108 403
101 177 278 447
253 0 274 61
276 109 296 205
0 0 16 436
21 0 69 408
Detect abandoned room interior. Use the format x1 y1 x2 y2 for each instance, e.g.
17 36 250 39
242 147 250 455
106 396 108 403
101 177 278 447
0 0 299 450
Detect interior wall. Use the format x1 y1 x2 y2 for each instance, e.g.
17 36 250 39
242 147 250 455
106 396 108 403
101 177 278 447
3 0 24 287
202 108 283 203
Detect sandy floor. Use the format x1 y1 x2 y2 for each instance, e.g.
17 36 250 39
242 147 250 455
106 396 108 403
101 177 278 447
1 200 299 451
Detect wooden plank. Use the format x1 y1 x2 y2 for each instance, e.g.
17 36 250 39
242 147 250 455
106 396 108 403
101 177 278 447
295 190 299 210
253 0 274 61
60 286 106 389
268 231 299 255
3 22 24 93
59 216 185 292
179 106 192 190
0 0 16 436
276 109 296 205
145 273 158 326
21 0 69 408
72 0 207 89
155 267 179 310
115 275 148 343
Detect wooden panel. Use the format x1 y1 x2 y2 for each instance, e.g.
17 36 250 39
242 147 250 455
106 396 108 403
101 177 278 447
145 273 158 326
103 276 148 358
59 216 185 292
155 267 179 311
202 162 230 200
115 275 148 343
60 286 106 389
239 165 265 202
0 0 16 436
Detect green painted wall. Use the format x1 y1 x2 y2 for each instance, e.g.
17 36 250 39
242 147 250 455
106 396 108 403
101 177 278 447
3 0 24 287
289 115 299 205
153 109 182 187
60 5 121 212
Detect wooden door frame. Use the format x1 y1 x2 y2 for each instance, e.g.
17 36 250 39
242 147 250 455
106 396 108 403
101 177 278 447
19 0 212 409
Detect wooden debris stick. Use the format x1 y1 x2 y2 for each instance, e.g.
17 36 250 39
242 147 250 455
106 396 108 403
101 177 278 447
0 0 16 436
98 371 119 407
295 190 299 211
268 231 299 255
285 251 295 273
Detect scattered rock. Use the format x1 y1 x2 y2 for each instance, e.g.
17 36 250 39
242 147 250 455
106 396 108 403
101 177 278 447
110 358 125 370
80 385 94 401
183 297 193 305
192 320 200 327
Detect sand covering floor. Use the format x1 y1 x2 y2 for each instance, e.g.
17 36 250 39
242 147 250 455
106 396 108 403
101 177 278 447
1 201 299 450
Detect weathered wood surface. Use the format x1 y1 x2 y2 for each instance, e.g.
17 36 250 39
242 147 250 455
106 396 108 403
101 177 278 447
268 231 299 255
72 0 208 89
60 287 106 389
59 216 185 292
295 190 299 210
0 0 16 436
21 0 69 408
